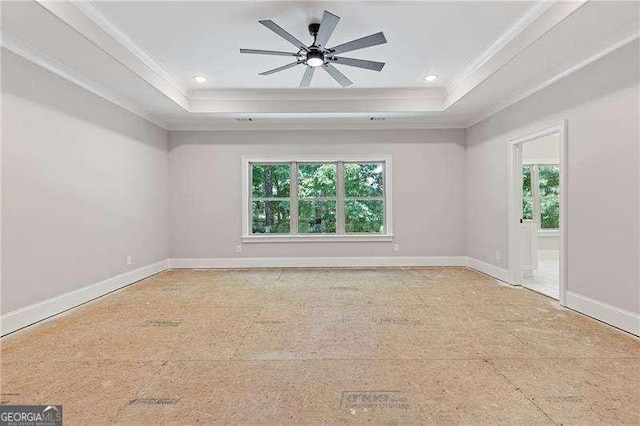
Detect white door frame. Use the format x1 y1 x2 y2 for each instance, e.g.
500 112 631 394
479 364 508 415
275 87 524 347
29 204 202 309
507 120 567 305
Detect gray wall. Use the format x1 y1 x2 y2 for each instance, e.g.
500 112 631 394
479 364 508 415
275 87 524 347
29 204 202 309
169 129 467 259
466 41 639 314
1 51 170 313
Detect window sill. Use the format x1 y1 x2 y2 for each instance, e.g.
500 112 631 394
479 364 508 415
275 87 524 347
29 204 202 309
241 234 394 243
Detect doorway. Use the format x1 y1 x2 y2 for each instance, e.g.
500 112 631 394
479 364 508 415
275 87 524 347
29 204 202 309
508 121 567 303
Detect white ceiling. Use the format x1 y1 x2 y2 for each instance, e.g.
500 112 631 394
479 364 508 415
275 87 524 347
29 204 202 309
1 0 638 129
92 1 534 89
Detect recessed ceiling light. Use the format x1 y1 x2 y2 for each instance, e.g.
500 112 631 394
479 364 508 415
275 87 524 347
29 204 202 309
424 74 438 82
193 75 207 83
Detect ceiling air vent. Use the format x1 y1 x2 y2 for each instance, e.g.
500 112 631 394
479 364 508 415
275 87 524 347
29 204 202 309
237 118 253 122
370 117 386 121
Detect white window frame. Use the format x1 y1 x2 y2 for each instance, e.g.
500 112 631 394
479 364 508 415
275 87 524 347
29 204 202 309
241 155 393 243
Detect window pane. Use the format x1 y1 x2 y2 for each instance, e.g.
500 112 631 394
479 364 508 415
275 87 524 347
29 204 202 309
252 201 290 234
522 165 532 196
298 200 336 234
539 165 559 197
345 200 384 233
522 196 534 220
345 163 383 197
252 164 290 198
298 163 337 197
541 196 559 229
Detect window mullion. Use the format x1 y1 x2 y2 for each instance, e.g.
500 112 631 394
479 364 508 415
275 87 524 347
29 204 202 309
290 161 298 235
249 163 253 235
337 161 345 234
381 162 386 234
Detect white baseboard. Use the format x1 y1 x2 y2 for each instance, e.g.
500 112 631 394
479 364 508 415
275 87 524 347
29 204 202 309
168 256 512 283
0 260 169 336
168 256 468 269
0 256 505 337
466 257 510 282
565 291 639 336
7 256 635 338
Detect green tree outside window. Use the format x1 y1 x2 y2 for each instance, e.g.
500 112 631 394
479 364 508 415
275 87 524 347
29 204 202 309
251 164 290 234
522 164 559 229
250 161 386 235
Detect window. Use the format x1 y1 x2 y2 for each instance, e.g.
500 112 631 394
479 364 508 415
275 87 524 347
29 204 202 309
251 164 291 234
297 163 338 234
522 164 559 229
242 156 392 242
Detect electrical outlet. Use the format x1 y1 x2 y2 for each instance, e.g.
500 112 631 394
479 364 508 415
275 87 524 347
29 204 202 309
126 255 132 265
495 251 501 261
393 244 400 252
236 245 242 253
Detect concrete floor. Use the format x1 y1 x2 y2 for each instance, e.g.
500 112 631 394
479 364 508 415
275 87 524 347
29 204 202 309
1 267 638 424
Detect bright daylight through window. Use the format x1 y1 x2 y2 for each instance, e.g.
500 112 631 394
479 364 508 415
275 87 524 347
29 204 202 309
522 164 560 229
244 157 391 240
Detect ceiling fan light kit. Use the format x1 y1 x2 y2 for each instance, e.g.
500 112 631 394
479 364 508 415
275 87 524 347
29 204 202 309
306 48 324 68
240 10 387 87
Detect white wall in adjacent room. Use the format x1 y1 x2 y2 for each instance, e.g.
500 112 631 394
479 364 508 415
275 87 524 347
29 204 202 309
169 129 467 259
1 50 170 314
522 133 559 164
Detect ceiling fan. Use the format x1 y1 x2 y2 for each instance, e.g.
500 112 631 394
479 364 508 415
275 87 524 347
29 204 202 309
239 11 387 87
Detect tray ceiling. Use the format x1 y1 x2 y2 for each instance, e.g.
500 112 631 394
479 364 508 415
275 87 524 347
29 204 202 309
91 1 534 89
1 1 638 130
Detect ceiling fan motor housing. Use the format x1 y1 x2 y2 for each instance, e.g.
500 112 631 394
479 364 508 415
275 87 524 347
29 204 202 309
308 23 321 37
306 48 325 67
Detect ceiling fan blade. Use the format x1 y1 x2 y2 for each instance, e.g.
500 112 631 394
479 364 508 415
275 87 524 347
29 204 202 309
332 57 385 71
323 64 353 87
328 32 387 55
259 20 309 52
299 66 315 87
259 61 302 76
314 11 340 48
240 49 301 57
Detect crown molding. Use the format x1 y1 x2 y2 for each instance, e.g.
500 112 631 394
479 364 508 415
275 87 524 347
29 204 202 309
5 0 637 131
465 22 640 127
71 1 186 96
34 0 190 110
6 21 635 131
62 0 551 115
445 0 554 95
57 0 582 117
188 87 445 114
188 87 445 101
189 97 444 114
167 119 465 132
0 32 169 129
444 0 588 110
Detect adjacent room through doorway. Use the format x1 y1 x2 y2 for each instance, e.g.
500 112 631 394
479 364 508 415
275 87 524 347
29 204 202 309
520 133 561 299
508 122 566 303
